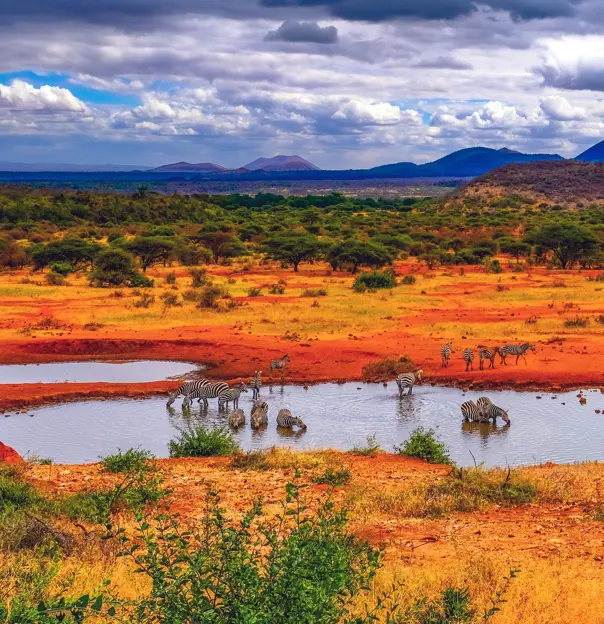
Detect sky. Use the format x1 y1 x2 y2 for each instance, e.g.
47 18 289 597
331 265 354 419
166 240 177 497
3 0 604 168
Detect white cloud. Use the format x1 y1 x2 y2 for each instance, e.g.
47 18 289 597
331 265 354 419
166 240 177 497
540 95 585 120
0 79 88 112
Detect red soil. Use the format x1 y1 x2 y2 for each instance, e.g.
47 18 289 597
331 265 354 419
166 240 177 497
0 441 23 464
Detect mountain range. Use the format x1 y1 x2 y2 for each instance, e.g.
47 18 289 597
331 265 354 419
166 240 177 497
4 140 604 178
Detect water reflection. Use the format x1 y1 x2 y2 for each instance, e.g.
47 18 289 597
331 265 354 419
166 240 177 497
461 421 511 438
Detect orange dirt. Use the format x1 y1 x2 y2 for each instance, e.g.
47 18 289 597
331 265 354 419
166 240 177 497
0 440 23 464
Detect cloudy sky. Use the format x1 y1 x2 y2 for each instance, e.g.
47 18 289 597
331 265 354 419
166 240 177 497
3 0 604 168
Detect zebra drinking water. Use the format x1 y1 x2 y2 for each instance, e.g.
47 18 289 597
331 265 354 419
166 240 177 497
250 371 263 399
166 379 210 407
228 409 246 429
479 346 500 370
251 400 269 429
476 397 511 424
463 349 475 372
441 342 453 368
270 355 290 375
182 381 229 409
218 383 248 409
396 370 423 396
461 400 489 423
276 408 307 430
500 343 535 366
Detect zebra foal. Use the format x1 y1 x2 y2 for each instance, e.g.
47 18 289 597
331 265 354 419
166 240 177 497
396 370 423 396
167 379 210 407
479 346 500 370
276 408 307 430
270 355 290 375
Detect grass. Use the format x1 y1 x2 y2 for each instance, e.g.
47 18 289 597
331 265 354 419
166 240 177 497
349 435 383 457
169 425 240 458
395 428 453 465
230 447 341 471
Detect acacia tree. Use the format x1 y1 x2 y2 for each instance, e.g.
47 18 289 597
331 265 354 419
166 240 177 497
498 238 532 263
262 233 325 272
88 248 150 287
125 236 176 272
30 239 102 271
195 231 246 264
528 223 599 269
327 240 393 274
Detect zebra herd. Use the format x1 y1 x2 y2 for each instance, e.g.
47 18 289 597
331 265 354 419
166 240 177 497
441 341 536 371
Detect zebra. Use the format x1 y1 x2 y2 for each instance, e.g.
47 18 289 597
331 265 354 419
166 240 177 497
476 397 511 424
250 371 263 400
218 383 248 409
276 408 307 430
251 400 269 429
479 346 500 370
270 355 290 375
182 381 229 409
441 342 453 368
166 379 210 407
396 370 423 396
228 409 246 429
461 400 490 423
476 396 493 412
500 343 536 366
463 349 474 372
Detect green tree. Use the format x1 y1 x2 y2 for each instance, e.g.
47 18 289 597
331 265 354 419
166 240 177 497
125 236 176 272
499 237 532 263
529 223 599 269
196 231 246 264
327 240 393 274
30 239 102 271
89 248 150 287
262 233 325 272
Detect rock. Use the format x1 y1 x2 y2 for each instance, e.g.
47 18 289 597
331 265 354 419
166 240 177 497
0 441 23 464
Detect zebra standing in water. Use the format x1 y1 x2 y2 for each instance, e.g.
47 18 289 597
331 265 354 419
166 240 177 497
396 370 423 396
276 408 307 430
228 409 246 428
218 384 248 409
463 349 475 372
166 379 210 407
441 342 453 368
270 355 290 376
250 371 263 400
251 401 269 429
182 381 229 409
500 343 535 366
461 400 489 423
476 396 511 424
479 346 500 370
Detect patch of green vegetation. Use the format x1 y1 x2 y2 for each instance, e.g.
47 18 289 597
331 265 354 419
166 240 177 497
169 425 240 458
395 428 453 465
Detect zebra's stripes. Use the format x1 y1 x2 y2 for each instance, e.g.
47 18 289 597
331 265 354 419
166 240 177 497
251 400 269 429
482 403 511 424
500 343 535 366
228 409 246 428
166 379 210 407
462 397 511 424
251 370 263 400
218 384 248 409
463 349 474 372
461 400 488 423
441 342 453 368
276 408 307 430
396 370 423 396
270 355 290 374
183 381 229 409
476 396 493 412
479 347 500 370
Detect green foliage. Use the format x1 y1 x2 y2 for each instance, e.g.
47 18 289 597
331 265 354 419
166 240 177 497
396 428 453 465
0 470 44 513
327 240 393 273
133 292 155 308
197 284 231 309
564 316 589 328
348 435 382 457
49 262 72 276
88 248 146 287
125 236 176 272
528 222 599 269
30 239 101 271
312 466 352 487
262 232 325 272
405 587 474 624
353 269 397 292
190 268 210 288
301 288 327 297
248 287 262 297
101 448 155 474
168 425 240 457
401 274 417 285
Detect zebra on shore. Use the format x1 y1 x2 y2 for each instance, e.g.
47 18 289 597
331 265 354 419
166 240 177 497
461 400 489 423
250 371 263 400
182 381 229 409
228 409 246 429
276 408 307 430
476 396 511 424
441 342 453 368
500 343 536 366
270 355 290 375
463 349 475 372
479 346 501 370
166 379 210 407
218 384 248 409
396 370 423 397
251 400 269 429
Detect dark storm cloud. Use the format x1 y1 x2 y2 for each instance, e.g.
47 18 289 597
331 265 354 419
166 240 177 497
265 20 338 43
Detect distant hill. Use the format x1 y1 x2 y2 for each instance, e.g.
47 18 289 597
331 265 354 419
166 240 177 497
151 161 228 173
576 140 604 162
0 161 150 172
452 161 604 206
243 155 320 172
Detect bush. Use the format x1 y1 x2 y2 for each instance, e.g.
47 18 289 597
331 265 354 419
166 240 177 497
45 271 66 286
401 274 417 285
348 435 382 457
564 316 590 328
165 272 177 285
161 292 182 308
405 587 474 623
312 466 352 487
190 268 210 288
101 448 155 474
50 262 72 276
248 287 262 297
362 356 414 382
169 425 240 457
395 428 453 465
88 248 149 288
198 284 231 309
301 288 328 297
134 292 155 308
269 283 285 294
353 270 397 292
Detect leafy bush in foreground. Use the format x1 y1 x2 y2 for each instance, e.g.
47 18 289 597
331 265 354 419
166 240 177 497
353 269 397 292
101 448 155 474
396 427 453 465
169 425 240 457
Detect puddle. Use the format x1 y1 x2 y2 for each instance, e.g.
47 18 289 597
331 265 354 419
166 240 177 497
0 361 203 384
2 383 603 467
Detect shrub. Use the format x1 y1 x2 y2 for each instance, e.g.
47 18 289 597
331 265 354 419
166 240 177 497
198 284 231 309
564 316 589 328
49 262 72 276
45 271 66 286
161 292 182 308
348 435 382 457
301 288 328 297
230 449 271 471
269 283 285 294
596 315 604 325
248 287 262 297
312 466 352 487
190 268 210 288
0 470 44 512
88 248 149 287
101 448 155 474
395 428 453 465
362 356 414 382
134 292 155 308
353 270 397 292
401 274 417 285
169 425 240 457
165 272 177 285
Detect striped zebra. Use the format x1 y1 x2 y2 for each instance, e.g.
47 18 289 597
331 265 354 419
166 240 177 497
270 355 290 375
218 384 248 409
461 400 489 423
228 409 246 429
182 381 229 409
479 346 500 370
500 343 535 366
396 370 423 396
476 396 493 412
251 400 269 429
276 408 307 430
476 397 511 424
250 371 263 400
441 342 453 368
166 379 210 407
463 349 474 372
